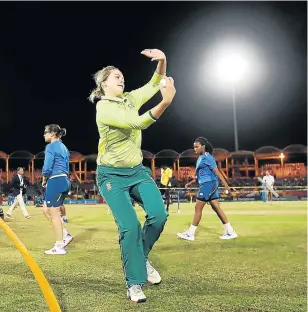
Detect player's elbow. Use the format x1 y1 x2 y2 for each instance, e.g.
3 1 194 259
131 123 150 130
42 168 52 177
140 124 150 130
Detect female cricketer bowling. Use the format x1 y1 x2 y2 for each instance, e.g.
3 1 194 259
89 49 176 303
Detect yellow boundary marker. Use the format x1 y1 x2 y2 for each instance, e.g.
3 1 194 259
0 218 62 312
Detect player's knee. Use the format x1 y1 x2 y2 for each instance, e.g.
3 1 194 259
147 209 168 228
119 218 141 237
159 211 168 226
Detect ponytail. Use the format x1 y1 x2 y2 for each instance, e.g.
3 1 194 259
89 87 105 104
45 124 67 138
59 128 66 137
205 141 214 155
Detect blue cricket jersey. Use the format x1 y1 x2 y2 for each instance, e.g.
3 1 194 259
196 153 218 184
42 141 70 178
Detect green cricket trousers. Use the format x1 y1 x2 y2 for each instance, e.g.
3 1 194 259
96 164 168 287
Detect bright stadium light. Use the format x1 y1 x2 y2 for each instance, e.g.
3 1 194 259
198 39 265 152
217 54 248 151
217 55 247 82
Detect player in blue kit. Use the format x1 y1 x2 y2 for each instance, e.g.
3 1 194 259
42 124 73 255
177 137 237 241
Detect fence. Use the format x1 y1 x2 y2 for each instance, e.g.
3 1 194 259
0 186 306 206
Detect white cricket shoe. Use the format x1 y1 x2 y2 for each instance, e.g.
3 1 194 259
6 214 14 220
127 285 146 303
63 234 74 247
219 231 238 240
177 231 195 241
146 260 161 285
45 245 67 255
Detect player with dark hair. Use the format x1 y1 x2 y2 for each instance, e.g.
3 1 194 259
177 137 237 241
42 124 73 255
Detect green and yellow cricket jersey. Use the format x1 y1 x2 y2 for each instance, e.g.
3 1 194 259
96 72 164 168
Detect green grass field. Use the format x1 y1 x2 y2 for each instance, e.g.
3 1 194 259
0 202 306 312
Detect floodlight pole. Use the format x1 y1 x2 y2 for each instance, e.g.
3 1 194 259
232 82 239 152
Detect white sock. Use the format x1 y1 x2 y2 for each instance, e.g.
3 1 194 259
188 224 197 235
63 228 68 238
56 240 64 247
223 222 234 233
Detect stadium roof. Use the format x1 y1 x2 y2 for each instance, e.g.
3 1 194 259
69 151 85 162
229 150 254 158
0 151 8 160
142 150 155 159
85 154 98 162
34 151 45 159
0 144 306 163
155 149 179 159
9 150 34 159
179 149 198 159
254 146 281 159
213 148 230 161
282 144 307 154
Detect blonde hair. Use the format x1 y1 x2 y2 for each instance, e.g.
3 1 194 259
89 66 117 103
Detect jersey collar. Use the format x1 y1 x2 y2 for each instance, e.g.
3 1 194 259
100 95 125 103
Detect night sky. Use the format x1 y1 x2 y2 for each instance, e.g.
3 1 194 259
0 1 306 156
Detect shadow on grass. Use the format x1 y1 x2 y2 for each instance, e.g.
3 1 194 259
50 275 125 310
68 227 100 248
55 285 68 312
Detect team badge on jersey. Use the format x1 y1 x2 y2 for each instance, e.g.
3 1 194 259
106 182 112 191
